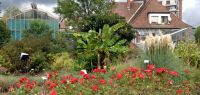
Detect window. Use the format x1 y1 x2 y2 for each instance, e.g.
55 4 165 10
161 16 168 24
151 16 159 24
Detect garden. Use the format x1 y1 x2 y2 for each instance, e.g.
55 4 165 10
0 0 200 95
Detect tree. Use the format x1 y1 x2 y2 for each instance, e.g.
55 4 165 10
55 0 114 30
0 20 10 47
78 14 136 42
3 6 21 18
194 26 200 43
74 23 128 69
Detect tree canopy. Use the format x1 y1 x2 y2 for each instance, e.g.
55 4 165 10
55 0 114 29
0 20 10 46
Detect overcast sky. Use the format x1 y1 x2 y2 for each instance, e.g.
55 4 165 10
0 0 200 27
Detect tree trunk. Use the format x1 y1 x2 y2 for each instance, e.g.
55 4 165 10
107 50 110 65
97 49 101 69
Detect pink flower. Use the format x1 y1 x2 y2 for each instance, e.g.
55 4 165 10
50 90 57 95
147 64 156 70
168 80 173 85
16 83 21 88
111 67 116 71
100 79 106 84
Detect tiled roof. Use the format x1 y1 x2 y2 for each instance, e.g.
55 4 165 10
113 0 192 29
112 2 142 21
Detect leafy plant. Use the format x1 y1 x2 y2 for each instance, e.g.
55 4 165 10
51 52 74 71
74 23 128 69
175 41 200 69
0 20 10 47
194 26 200 43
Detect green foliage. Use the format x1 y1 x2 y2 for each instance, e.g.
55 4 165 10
194 26 200 43
3 6 21 18
175 41 200 69
78 14 136 42
23 20 53 38
55 0 114 30
51 52 74 71
0 20 10 47
74 23 128 70
0 20 60 73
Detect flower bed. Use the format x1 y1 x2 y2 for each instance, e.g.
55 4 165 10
6 64 199 95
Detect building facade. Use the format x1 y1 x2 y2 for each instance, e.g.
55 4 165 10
113 0 192 42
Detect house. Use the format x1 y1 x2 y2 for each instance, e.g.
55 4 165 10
113 0 193 42
6 3 59 40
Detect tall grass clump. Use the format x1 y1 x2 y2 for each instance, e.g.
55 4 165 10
139 33 186 81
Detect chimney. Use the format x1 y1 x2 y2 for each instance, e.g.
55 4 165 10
127 0 133 10
178 0 182 19
31 3 37 10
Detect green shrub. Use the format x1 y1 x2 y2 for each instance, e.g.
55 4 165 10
51 52 74 71
175 41 200 69
194 26 200 43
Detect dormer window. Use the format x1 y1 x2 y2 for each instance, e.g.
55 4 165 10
161 16 168 24
149 13 171 25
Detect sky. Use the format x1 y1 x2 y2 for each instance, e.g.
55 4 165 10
0 0 200 27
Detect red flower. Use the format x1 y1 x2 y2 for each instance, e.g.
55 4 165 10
49 82 56 90
138 73 145 79
111 67 116 71
61 78 67 84
80 70 86 75
176 89 183 94
129 67 138 73
91 75 97 79
50 90 57 95
101 69 107 73
8 86 14 92
109 79 113 84
70 78 78 84
79 78 85 84
19 77 30 83
168 80 173 85
25 83 33 91
157 68 164 74
16 83 21 88
91 85 98 91
93 68 101 73
132 73 137 79
47 72 52 79
116 73 123 80
83 74 90 79
170 71 179 77
54 70 58 76
183 69 190 74
100 79 106 84
144 69 152 73
110 76 115 79
147 64 156 70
